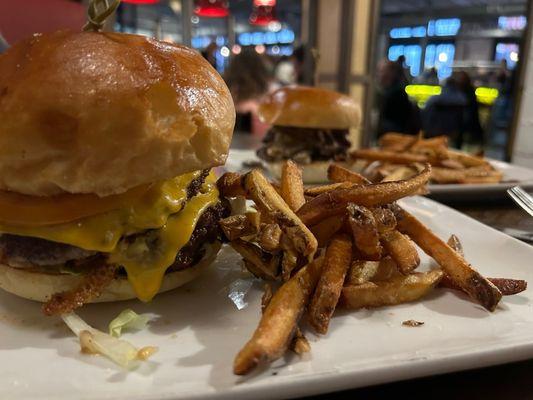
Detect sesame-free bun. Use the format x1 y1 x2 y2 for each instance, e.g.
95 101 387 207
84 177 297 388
0 31 235 197
0 241 221 303
258 86 361 129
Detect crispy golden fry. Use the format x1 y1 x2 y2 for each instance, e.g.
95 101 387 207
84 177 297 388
219 215 258 241
243 170 318 259
257 223 282 252
439 275 527 296
246 211 262 230
346 256 398 285
380 230 420 274
431 167 466 184
230 239 279 280
327 164 370 184
378 132 417 151
298 164 431 226
371 207 397 233
438 158 465 170
233 256 324 375
309 215 345 247
217 172 246 197
462 171 503 184
281 160 306 212
346 204 382 261
351 149 431 165
447 149 489 168
394 207 502 311
304 182 356 197
381 166 417 182
260 274 310 356
308 234 352 334
340 269 444 310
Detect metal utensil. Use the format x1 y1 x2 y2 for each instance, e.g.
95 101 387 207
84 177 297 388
507 186 533 217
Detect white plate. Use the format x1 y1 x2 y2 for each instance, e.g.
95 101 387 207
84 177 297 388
1 196 533 400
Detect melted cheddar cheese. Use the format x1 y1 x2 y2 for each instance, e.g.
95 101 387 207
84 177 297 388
0 171 220 301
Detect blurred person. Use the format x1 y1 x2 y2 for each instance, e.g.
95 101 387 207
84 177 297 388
224 48 277 137
396 55 410 85
417 67 439 85
455 71 484 147
422 76 467 146
376 59 420 136
201 42 218 69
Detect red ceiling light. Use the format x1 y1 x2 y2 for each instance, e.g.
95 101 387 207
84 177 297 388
122 0 159 4
194 0 229 18
253 0 276 5
249 3 277 26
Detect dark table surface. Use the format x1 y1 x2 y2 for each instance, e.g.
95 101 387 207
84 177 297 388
231 133 533 399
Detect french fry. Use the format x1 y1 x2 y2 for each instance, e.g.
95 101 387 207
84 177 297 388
260 278 310 356
233 256 324 375
256 223 282 252
281 246 299 281
217 172 246 197
439 275 527 296
340 269 444 310
431 167 466 184
346 204 382 261
309 214 345 247
304 182 355 197
380 230 420 274
378 132 417 151
219 215 258 241
298 164 431 226
441 234 526 295
346 256 398 285
243 170 318 259
327 164 370 184
280 160 306 212
371 207 397 233
394 207 502 311
308 234 352 334
230 239 279 280
447 149 489 168
381 166 417 182
351 149 431 165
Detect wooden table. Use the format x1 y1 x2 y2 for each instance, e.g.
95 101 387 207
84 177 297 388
231 133 533 398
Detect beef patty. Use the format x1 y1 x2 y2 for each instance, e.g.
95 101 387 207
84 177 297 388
257 126 351 164
0 170 229 273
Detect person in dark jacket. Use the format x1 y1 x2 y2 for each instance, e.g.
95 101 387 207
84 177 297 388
456 71 484 147
376 59 420 136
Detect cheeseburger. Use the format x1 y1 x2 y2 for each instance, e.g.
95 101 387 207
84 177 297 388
257 85 361 183
0 31 235 314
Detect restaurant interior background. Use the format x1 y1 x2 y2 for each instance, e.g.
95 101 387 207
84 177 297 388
0 0 532 167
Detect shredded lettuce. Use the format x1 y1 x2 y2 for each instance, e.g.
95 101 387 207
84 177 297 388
108 309 150 338
61 312 156 370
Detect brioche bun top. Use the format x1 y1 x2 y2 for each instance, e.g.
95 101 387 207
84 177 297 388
0 30 235 197
258 85 360 129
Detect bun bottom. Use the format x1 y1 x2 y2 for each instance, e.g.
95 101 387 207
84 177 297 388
265 160 354 184
0 241 221 303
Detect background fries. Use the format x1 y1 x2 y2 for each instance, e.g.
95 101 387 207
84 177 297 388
233 256 323 375
308 234 352 334
328 164 370 184
355 132 502 185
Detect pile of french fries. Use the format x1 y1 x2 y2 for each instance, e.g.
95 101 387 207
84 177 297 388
217 161 525 376
351 132 503 184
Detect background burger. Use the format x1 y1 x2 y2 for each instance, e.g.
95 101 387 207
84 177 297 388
0 30 235 315
256 85 361 183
